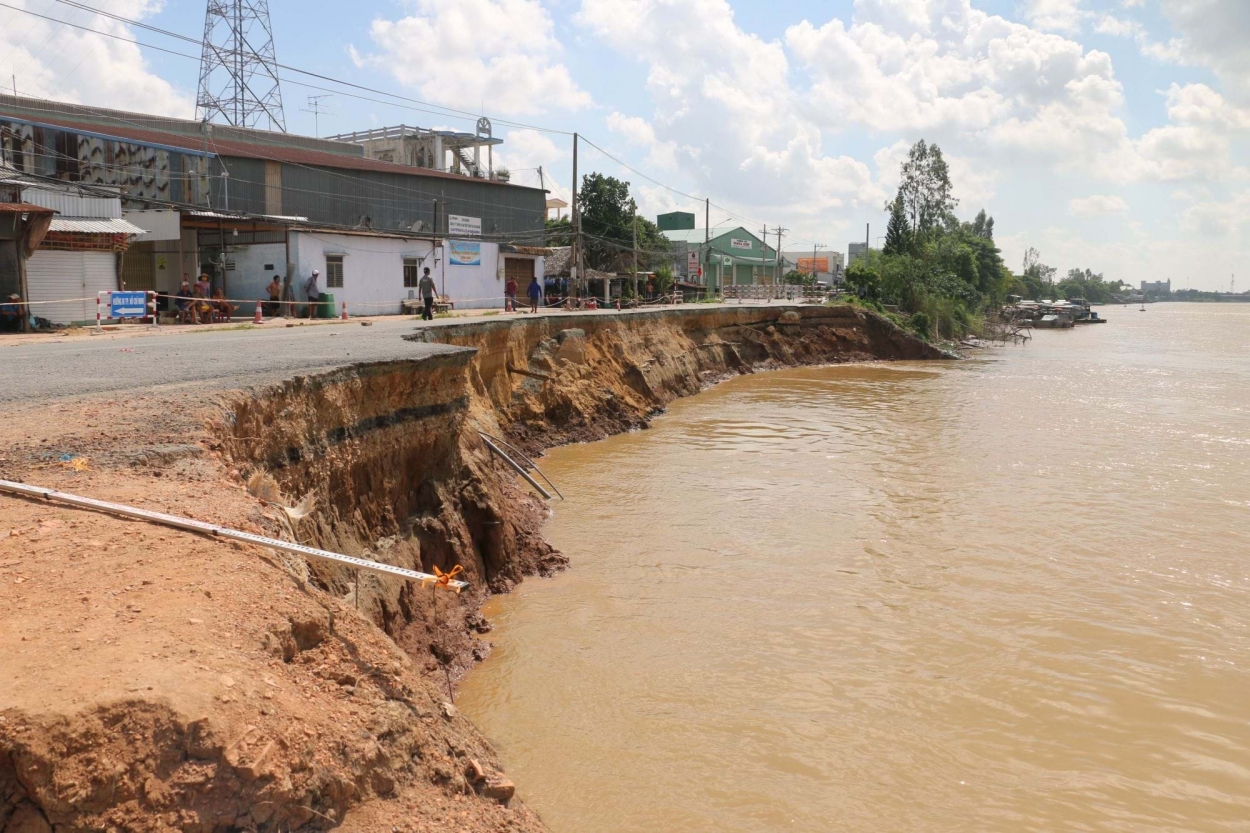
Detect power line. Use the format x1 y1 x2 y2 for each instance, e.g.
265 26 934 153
41 0 574 135
3 1 821 256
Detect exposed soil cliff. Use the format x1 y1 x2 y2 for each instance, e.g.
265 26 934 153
0 304 944 832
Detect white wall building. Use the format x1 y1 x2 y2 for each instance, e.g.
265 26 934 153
213 229 546 315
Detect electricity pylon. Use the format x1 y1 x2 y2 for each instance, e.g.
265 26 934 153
196 0 286 131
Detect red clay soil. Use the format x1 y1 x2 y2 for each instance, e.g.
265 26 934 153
0 304 945 831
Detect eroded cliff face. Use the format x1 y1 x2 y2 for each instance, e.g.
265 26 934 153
219 304 945 676
0 305 943 833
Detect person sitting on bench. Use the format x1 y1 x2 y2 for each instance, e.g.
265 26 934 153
0 294 23 332
211 287 236 322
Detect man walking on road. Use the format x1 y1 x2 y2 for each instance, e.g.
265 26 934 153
418 267 437 321
527 276 542 314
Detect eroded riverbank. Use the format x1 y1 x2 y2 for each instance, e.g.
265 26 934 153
0 305 943 830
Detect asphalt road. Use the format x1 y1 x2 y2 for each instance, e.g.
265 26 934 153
0 318 466 405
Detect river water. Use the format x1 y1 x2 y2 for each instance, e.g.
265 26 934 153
459 303 1250 832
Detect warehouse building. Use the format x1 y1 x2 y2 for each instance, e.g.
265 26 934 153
0 94 547 320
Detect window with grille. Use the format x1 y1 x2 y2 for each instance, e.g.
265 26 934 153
325 255 344 288
403 258 420 288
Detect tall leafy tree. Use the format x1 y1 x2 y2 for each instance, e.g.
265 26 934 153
883 192 912 255
898 139 958 241
575 172 668 272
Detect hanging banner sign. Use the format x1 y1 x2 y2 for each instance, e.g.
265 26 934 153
797 257 830 274
687 251 698 271
449 241 482 266
448 214 482 237
730 239 752 250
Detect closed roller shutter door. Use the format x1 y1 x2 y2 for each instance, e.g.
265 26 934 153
734 264 754 285
121 246 154 290
504 257 534 282
26 251 117 324
83 252 118 303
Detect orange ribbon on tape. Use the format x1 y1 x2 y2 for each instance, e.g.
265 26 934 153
422 564 464 592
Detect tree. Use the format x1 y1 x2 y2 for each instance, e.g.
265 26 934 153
576 172 668 272
883 192 912 255
1019 247 1057 299
970 209 994 240
898 139 958 242
545 216 573 247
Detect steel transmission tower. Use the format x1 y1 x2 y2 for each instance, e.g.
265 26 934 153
196 0 286 131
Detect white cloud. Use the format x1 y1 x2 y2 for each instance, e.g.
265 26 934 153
1069 194 1129 215
1157 0 1250 101
1181 189 1250 238
1094 13 1189 66
352 0 591 116
605 112 680 169
495 128 570 198
0 0 191 116
1022 0 1088 33
567 0 1247 286
1094 15 1143 38
577 0 886 234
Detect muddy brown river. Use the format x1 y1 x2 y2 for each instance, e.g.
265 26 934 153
459 303 1250 832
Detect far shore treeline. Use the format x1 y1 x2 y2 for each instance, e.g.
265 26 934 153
846 140 1125 340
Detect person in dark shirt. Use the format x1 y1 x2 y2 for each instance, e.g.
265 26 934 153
417 268 437 321
527 276 542 314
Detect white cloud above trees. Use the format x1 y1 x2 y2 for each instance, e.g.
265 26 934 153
352 0 591 116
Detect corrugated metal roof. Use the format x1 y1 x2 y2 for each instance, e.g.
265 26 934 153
0 202 55 214
6 111 540 188
49 217 146 235
22 187 122 219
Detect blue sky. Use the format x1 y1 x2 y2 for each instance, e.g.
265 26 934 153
2 0 1248 289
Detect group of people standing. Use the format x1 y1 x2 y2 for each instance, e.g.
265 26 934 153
166 266 547 327
504 275 544 314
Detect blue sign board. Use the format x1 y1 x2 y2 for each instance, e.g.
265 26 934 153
448 241 481 266
110 291 148 319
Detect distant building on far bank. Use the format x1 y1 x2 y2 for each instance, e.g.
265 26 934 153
848 242 869 267
785 249 844 285
1141 279 1171 296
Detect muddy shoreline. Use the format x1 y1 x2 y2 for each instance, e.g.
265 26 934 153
0 305 945 831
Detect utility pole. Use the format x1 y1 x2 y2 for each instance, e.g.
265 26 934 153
571 132 579 300
759 226 769 285
704 198 710 294
775 227 787 284
812 243 826 282
630 200 639 301
865 223 870 251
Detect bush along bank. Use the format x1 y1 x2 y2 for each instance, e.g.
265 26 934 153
844 139 1007 343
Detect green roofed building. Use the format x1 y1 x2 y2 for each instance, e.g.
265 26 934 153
661 226 782 293
656 211 696 231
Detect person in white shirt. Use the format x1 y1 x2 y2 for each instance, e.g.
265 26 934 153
304 270 321 318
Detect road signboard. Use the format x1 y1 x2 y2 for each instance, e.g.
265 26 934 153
110 291 148 319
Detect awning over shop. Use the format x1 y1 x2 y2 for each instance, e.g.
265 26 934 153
49 217 147 235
